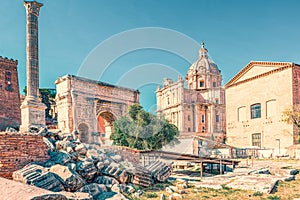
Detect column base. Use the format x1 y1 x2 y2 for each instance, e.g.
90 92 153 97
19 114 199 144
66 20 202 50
20 96 47 132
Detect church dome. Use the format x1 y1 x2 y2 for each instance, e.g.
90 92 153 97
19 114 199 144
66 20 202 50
189 42 220 74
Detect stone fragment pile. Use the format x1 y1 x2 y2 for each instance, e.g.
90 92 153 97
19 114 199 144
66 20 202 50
12 127 173 199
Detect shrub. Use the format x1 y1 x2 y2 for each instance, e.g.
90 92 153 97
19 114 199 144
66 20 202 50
145 193 158 198
268 196 280 200
253 191 263 196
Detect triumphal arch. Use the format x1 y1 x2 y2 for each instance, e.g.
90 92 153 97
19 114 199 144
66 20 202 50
55 75 140 143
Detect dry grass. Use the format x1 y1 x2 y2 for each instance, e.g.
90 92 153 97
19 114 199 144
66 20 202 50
135 166 300 200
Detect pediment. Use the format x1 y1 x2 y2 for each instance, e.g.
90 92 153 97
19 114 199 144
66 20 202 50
225 61 293 88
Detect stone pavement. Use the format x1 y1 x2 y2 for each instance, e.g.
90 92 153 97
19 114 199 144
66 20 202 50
191 159 300 193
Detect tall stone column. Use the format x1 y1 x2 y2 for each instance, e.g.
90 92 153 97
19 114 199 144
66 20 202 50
20 1 46 132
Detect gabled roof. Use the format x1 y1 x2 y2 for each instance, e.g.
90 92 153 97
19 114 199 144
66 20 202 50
225 61 299 89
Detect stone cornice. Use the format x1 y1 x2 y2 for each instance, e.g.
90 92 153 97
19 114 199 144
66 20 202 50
55 74 139 94
225 61 298 89
158 79 184 93
157 103 182 111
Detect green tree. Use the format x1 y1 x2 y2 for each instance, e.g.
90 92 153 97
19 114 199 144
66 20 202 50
283 104 300 142
111 104 179 150
22 87 57 119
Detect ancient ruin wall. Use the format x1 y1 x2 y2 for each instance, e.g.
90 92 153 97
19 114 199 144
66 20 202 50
0 133 50 178
0 57 21 130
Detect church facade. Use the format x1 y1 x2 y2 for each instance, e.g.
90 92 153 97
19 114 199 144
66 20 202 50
156 43 226 142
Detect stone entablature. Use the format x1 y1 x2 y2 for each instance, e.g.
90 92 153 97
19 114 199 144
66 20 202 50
0 56 21 130
225 61 300 155
55 75 140 143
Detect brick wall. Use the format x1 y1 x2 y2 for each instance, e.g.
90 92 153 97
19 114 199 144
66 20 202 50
0 56 21 130
293 65 300 105
0 133 50 178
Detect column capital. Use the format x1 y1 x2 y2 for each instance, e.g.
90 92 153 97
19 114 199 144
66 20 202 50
24 1 43 16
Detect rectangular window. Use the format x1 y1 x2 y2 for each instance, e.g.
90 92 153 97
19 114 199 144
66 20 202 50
251 103 261 119
201 115 205 123
188 127 191 132
188 115 191 121
5 71 11 82
252 133 261 148
216 115 219 123
213 82 216 87
6 84 12 92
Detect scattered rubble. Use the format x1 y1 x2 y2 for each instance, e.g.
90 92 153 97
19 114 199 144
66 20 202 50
12 127 173 199
49 164 86 191
146 160 173 182
77 183 107 198
8 126 300 199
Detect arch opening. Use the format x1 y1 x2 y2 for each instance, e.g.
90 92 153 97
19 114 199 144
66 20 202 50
97 111 116 142
78 123 89 143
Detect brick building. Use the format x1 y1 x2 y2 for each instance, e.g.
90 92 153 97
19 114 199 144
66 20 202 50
0 56 21 130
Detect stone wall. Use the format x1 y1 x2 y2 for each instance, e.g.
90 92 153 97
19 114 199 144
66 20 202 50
225 62 297 152
0 57 21 130
55 75 140 143
0 133 50 178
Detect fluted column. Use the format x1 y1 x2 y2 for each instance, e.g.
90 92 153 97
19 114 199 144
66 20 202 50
24 1 43 99
20 1 46 132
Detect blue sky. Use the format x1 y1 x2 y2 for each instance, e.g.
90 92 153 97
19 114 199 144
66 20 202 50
1 0 300 110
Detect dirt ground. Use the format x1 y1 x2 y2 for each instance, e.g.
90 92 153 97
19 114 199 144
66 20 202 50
140 159 300 200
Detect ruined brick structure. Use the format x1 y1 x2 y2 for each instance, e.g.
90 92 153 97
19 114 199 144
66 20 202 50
55 75 140 144
0 57 21 130
0 133 49 178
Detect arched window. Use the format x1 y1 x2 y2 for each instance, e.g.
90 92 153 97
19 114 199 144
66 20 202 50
202 126 205 133
266 99 276 118
238 106 246 121
201 114 205 123
5 71 12 92
199 80 204 87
